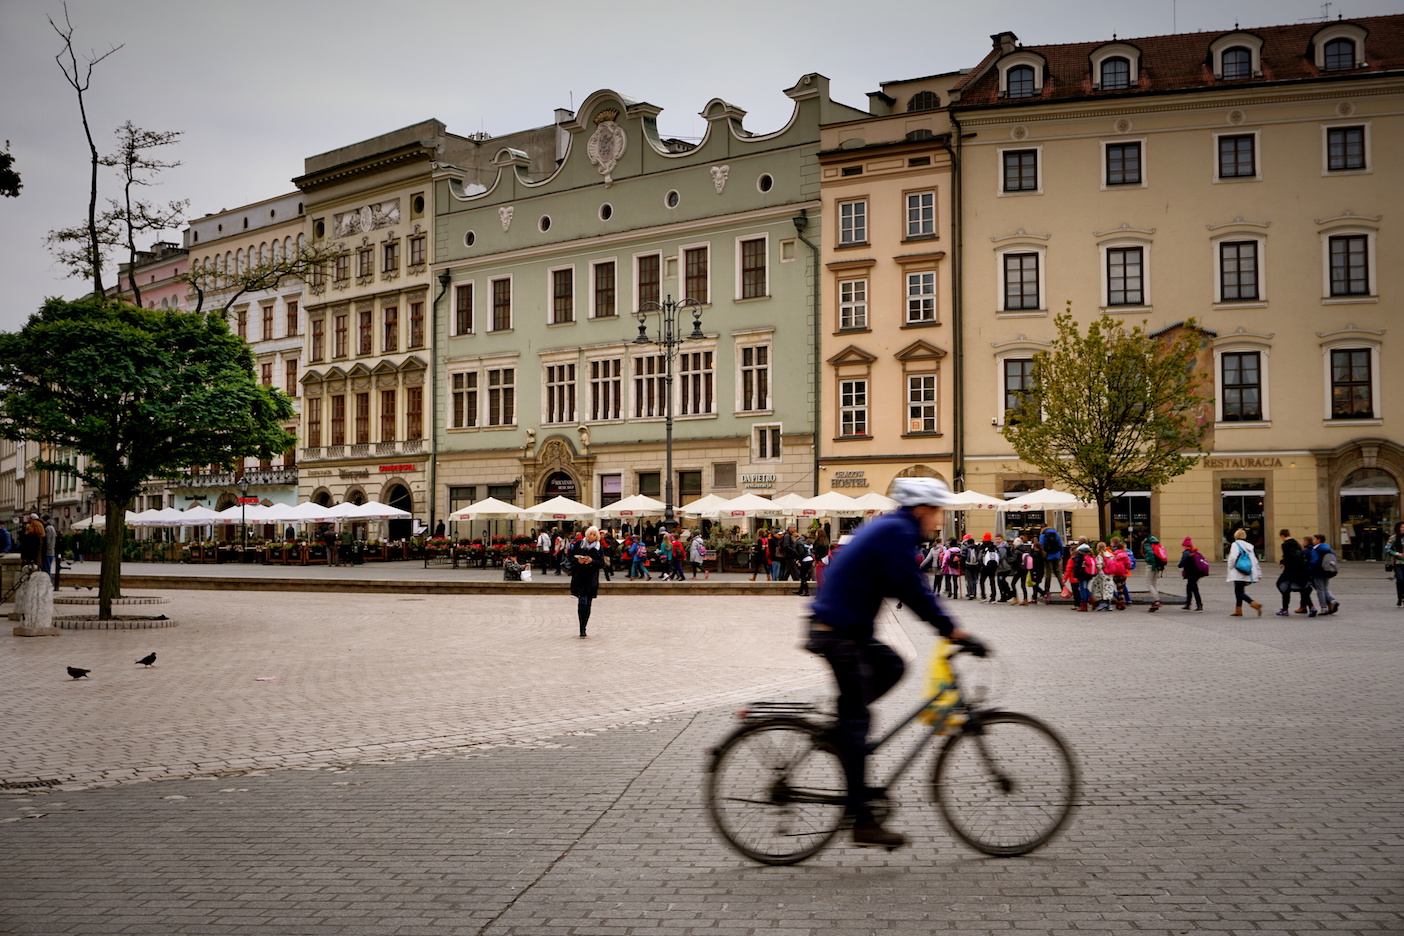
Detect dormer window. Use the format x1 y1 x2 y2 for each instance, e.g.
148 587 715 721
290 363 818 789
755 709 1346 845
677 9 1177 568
907 90 940 112
1100 57 1130 90
1223 47 1252 80
1323 38 1356 71
1008 65 1036 98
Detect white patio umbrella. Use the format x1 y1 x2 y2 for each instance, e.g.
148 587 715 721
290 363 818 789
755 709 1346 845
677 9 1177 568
213 503 276 524
677 493 732 517
342 500 412 520
448 497 525 521
523 495 596 521
946 489 1007 511
1001 487 1093 512
596 494 668 519
710 493 787 519
131 507 185 527
73 511 143 530
851 492 899 514
171 504 223 526
280 501 340 523
802 491 867 517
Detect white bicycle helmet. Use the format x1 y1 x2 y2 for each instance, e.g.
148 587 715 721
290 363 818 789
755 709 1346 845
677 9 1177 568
889 477 956 508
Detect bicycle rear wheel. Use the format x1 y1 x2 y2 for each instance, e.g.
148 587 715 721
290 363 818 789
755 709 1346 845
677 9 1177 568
705 718 845 865
932 711 1077 856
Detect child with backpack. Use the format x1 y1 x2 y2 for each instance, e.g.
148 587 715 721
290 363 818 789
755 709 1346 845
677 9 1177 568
1142 534 1169 611
1040 526 1065 604
1178 536 1208 612
1109 537 1134 609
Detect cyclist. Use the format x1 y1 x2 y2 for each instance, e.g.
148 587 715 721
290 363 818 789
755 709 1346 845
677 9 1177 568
806 477 984 849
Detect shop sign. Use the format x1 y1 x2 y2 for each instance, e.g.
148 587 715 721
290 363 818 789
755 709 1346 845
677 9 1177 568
306 469 333 477
741 473 776 489
339 469 370 479
831 470 868 488
544 472 577 497
379 464 414 473
1204 457 1282 469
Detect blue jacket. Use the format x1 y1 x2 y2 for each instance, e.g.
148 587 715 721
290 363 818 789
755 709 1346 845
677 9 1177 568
1308 542 1333 574
0 526 11 553
1041 527 1064 562
809 509 956 642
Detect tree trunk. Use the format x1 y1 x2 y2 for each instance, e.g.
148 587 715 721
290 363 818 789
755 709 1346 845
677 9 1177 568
1097 497 1111 543
99 495 127 619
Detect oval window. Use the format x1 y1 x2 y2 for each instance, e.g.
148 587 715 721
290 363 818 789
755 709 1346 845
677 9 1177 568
665 190 680 209
539 215 552 233
757 174 774 193
599 203 613 221
464 231 476 248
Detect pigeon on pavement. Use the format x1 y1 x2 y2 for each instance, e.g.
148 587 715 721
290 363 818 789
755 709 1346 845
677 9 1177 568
67 666 90 679
136 652 157 667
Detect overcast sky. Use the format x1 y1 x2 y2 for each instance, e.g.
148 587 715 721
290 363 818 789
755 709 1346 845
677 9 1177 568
1 0 1395 334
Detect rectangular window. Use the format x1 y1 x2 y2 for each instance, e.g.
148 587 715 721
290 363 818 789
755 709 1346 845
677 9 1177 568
408 235 426 267
679 349 714 416
382 306 398 353
380 389 397 441
262 304 275 340
357 247 373 279
455 283 473 335
330 395 346 445
599 474 622 508
755 425 782 460
1218 134 1255 178
678 470 702 501
358 310 373 355
333 313 348 358
907 375 937 433
382 240 399 275
1003 358 1035 422
1002 253 1040 310
906 191 935 237
451 372 479 428
684 246 709 304
406 386 423 439
740 344 770 412
740 238 767 299
491 278 512 331
310 318 325 361
285 300 298 336
589 358 622 421
285 358 298 397
486 368 514 426
260 362 272 386
905 271 936 324
637 471 661 499
1329 235 1369 296
306 397 321 448
1330 349 1372 419
334 253 349 282
637 254 661 307
1327 126 1365 171
1219 241 1259 301
593 261 616 318
235 309 247 340
714 462 737 489
1105 142 1141 185
633 353 666 418
1106 247 1144 306
839 200 867 244
839 279 868 329
354 392 370 444
551 268 574 324
1221 351 1262 422
1003 149 1038 192
545 362 577 424
840 379 868 436
408 301 424 348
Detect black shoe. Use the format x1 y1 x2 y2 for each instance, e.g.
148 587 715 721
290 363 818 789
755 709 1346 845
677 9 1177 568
851 817 906 850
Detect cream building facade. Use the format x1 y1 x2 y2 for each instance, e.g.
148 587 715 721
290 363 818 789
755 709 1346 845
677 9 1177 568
817 71 965 502
949 15 1403 559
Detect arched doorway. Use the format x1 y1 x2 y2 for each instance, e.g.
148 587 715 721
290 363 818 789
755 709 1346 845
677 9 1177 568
1339 467 1399 561
214 492 237 541
312 489 331 507
540 470 579 501
385 483 413 541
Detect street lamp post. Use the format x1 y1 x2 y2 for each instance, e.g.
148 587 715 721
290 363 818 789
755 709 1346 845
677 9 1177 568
633 295 705 527
239 475 250 552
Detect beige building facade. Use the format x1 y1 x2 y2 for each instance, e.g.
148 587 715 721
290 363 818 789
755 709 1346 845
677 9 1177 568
949 16 1403 559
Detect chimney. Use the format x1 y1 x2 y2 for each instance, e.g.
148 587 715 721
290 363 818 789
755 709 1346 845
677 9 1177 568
992 31 1019 55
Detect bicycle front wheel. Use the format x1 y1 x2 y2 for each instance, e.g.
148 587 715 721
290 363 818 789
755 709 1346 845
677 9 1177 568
705 718 845 865
932 711 1078 856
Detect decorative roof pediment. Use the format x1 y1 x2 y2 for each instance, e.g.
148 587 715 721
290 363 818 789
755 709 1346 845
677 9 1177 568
399 355 428 372
895 339 947 362
827 344 878 366
371 360 399 376
346 362 372 378
323 365 348 380
300 369 324 384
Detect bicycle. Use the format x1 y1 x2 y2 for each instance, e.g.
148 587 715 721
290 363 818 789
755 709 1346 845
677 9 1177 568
704 639 1078 865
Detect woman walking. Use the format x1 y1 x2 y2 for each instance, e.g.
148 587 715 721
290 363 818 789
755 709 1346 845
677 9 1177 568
569 526 605 638
1178 537 1207 612
1386 521 1404 608
1226 528 1263 616
687 533 709 580
1142 534 1168 611
1275 529 1315 617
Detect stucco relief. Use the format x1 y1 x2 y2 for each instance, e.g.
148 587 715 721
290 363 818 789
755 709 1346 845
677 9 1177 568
711 165 729 194
587 109 627 187
499 206 514 231
334 200 400 238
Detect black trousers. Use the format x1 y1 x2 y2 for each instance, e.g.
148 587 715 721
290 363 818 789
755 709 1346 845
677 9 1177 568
577 596 593 634
978 565 997 598
808 631 905 818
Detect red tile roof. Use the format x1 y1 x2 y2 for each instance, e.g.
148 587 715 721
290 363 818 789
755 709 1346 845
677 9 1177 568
952 14 1404 108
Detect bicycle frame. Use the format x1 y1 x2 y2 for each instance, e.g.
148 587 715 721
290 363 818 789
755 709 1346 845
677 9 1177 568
866 672 970 793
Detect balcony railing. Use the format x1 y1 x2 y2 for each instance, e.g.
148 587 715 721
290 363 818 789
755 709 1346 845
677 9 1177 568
168 467 298 489
300 439 425 462
242 467 298 486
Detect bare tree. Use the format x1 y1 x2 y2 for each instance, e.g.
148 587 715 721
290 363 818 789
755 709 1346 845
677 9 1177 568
185 242 341 317
48 4 122 296
0 141 20 198
102 121 189 308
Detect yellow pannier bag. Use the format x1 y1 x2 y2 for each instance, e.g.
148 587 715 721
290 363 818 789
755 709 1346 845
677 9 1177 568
919 639 961 726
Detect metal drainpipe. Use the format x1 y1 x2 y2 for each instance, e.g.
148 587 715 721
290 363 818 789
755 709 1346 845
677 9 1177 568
942 117 966 492
429 269 452 531
792 209 821 496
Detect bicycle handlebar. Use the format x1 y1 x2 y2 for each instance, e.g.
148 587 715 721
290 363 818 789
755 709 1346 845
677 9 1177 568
950 636 989 658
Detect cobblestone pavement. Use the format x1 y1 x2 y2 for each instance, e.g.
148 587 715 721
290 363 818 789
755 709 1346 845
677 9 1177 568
1 565 1400 935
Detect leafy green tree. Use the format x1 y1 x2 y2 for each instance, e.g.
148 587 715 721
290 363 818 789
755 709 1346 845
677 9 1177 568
0 141 20 198
1000 308 1212 539
0 299 296 617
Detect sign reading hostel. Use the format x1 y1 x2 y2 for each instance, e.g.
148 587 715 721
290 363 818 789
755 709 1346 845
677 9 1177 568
831 470 868 488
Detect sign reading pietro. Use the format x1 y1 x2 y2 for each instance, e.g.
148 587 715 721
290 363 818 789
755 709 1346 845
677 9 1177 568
587 108 627 188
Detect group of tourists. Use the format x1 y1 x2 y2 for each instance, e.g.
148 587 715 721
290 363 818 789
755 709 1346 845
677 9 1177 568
2 513 61 578
747 525 826 595
916 524 1356 616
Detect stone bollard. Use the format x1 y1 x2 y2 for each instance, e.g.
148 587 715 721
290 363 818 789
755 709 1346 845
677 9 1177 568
13 566 60 637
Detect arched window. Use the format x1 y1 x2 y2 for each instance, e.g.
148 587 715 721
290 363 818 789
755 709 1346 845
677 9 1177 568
907 90 940 112
1222 47 1252 80
1007 65 1036 98
1323 38 1355 71
1100 57 1130 90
